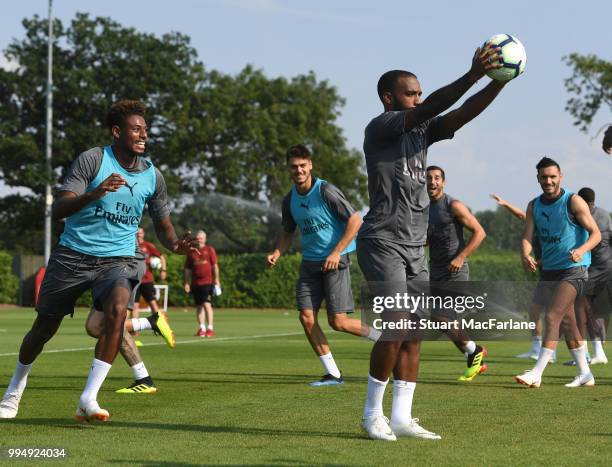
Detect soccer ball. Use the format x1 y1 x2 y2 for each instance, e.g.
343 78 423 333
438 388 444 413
149 256 162 270
483 34 526 82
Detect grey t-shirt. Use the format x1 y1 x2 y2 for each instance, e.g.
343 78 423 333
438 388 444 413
59 146 170 221
590 205 612 269
281 178 356 233
358 112 454 245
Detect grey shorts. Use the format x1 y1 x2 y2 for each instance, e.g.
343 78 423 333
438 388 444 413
532 266 588 308
357 238 429 282
127 254 147 311
429 263 469 282
296 254 354 314
357 238 429 314
37 246 139 318
585 267 612 300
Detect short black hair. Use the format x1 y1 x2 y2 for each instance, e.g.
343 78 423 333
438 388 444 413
106 100 147 130
536 157 560 173
578 187 595 204
377 70 417 101
286 144 312 163
426 165 445 180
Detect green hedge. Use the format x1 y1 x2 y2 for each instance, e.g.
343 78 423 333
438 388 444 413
0 249 534 308
162 250 535 309
0 250 19 304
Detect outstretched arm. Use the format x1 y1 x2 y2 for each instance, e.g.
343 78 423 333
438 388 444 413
153 216 196 254
448 201 486 272
403 45 502 131
521 202 538 272
490 194 526 220
438 79 506 134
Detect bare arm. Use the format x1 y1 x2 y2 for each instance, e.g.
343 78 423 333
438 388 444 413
490 194 526 220
448 201 485 272
323 213 362 272
438 80 506 134
403 45 502 131
159 255 167 281
183 266 191 293
521 202 538 272
153 216 195 254
52 173 127 220
213 264 220 285
570 195 601 262
267 230 295 268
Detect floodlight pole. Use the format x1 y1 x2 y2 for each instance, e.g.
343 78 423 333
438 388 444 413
44 0 53 265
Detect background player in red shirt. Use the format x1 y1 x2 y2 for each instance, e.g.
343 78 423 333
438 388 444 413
183 230 220 337
133 227 167 321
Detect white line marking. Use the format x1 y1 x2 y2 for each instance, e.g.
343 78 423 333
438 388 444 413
0 332 303 358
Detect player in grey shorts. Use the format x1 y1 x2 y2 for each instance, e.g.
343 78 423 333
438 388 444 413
515 157 600 388
85 245 173 394
569 187 611 365
268 145 381 387
358 44 510 441
426 165 487 382
0 100 194 421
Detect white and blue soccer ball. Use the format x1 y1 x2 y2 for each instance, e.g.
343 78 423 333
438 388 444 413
484 34 526 82
149 256 162 270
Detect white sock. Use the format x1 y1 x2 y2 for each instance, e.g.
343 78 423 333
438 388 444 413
461 341 477 355
199 324 206 331
570 345 591 375
319 353 341 378
532 347 555 376
363 374 388 419
207 324 214 331
532 336 542 352
390 380 416 427
131 318 152 333
131 362 149 381
367 327 382 342
591 339 605 359
5 361 33 396
79 359 112 406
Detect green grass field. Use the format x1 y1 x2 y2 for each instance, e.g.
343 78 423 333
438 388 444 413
0 307 611 466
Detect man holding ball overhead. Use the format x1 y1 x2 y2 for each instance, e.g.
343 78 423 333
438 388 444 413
358 41 514 441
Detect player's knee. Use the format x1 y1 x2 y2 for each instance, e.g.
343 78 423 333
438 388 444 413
328 315 346 332
299 311 316 329
85 319 103 338
106 303 128 328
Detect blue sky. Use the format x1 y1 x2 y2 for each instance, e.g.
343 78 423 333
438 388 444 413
1 0 610 211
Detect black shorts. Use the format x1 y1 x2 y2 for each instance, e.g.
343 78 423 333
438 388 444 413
37 246 139 317
192 284 213 305
135 282 156 303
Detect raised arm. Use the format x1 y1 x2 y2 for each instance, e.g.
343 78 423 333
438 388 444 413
521 202 538 272
570 195 601 262
490 194 526 220
438 79 506 134
403 45 502 131
448 201 486 272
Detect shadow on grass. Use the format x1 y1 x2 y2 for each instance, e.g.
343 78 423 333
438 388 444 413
109 460 346 467
5 418 360 440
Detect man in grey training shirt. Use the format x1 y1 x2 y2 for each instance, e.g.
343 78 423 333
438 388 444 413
358 44 510 441
426 165 487 381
